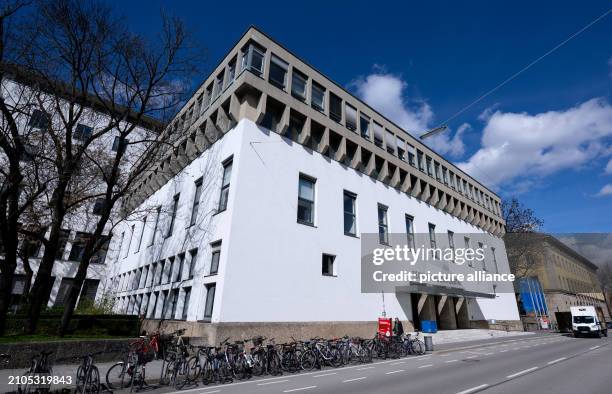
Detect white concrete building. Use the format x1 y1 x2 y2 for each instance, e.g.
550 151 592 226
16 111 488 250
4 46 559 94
1 68 161 310
106 27 521 340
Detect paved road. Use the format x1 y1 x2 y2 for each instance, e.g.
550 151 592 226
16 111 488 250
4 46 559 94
148 334 610 394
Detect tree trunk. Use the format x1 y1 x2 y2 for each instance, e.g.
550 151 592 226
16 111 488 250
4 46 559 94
0 259 17 336
22 255 33 301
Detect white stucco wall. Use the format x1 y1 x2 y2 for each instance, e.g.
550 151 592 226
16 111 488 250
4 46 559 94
107 119 520 324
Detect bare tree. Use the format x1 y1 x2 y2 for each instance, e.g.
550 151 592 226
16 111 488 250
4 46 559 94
502 197 544 233
0 0 199 334
502 198 545 282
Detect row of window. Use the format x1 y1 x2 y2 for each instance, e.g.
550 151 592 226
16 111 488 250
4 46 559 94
28 109 129 153
115 159 232 259
112 249 199 293
118 281 216 321
298 174 499 271
235 41 500 217
19 228 108 264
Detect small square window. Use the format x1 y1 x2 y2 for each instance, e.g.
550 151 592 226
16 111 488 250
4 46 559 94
322 254 336 276
74 124 93 141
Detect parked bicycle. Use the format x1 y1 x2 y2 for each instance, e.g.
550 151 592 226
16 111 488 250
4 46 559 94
105 337 154 392
19 350 54 393
75 351 103 394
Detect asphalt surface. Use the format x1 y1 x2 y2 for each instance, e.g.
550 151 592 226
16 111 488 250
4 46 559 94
149 334 610 394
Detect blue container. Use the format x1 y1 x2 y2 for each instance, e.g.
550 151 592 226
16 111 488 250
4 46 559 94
421 320 438 333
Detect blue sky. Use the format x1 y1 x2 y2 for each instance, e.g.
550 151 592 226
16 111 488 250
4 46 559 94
120 0 612 233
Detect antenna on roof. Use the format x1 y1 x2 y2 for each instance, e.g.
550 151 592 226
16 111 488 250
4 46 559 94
419 125 448 140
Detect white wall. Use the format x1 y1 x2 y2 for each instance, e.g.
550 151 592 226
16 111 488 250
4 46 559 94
107 119 520 324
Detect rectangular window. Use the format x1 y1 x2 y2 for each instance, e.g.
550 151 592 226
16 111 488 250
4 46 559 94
168 257 176 284
203 283 216 319
218 159 232 212
397 137 406 161
434 162 441 181
182 287 191 320
166 194 180 238
449 171 456 189
311 81 325 111
227 58 236 84
407 144 416 166
150 206 161 246
378 204 389 245
428 223 436 249
210 241 221 275
241 42 265 74
405 215 415 250
464 237 472 267
92 198 105 215
136 216 146 252
269 55 288 89
29 109 51 130
297 175 315 225
124 225 135 258
386 130 396 154
291 69 307 100
491 247 499 274
68 232 89 261
417 150 425 171
190 178 203 226
478 242 486 270
111 136 128 153
373 122 384 147
157 260 165 285
359 115 370 139
176 253 185 282
343 191 357 236
73 123 93 141
329 93 342 122
188 249 198 279
448 231 455 261
345 104 357 131
322 254 336 276
426 157 433 177
442 167 449 185
213 71 224 99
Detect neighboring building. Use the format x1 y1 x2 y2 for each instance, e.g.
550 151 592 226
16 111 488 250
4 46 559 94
105 27 521 341
1 66 162 311
509 234 609 330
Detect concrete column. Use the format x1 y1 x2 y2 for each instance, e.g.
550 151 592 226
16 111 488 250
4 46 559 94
438 296 458 330
456 297 470 328
418 294 436 322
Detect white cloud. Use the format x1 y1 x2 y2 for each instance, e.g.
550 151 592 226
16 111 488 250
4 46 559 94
352 71 465 158
457 98 612 188
597 184 612 197
605 159 612 174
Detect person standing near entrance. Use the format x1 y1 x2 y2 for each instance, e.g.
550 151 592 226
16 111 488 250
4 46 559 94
393 317 404 337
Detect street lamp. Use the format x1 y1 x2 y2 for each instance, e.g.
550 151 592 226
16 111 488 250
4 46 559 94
419 125 448 140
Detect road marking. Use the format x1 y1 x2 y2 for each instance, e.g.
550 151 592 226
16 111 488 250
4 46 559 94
466 356 477 359
258 380 289 385
445 359 459 363
343 377 367 383
196 391 220 394
390 361 405 365
356 366 375 370
590 346 600 350
456 384 489 394
386 370 404 374
499 350 508 353
483 353 494 355
418 364 434 369
507 367 539 379
283 386 317 393
441 354 450 357
547 357 567 365
313 372 337 377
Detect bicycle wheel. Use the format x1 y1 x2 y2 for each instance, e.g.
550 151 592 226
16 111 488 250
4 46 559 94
174 359 190 389
299 350 316 370
268 352 282 375
86 366 100 394
186 356 201 382
411 340 426 355
106 362 132 390
76 365 85 393
251 352 265 376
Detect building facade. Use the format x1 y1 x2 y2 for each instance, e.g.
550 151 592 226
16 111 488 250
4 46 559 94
1 69 161 311
105 27 521 341
510 234 609 330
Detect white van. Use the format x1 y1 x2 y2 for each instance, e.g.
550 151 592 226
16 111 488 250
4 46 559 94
571 306 608 338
